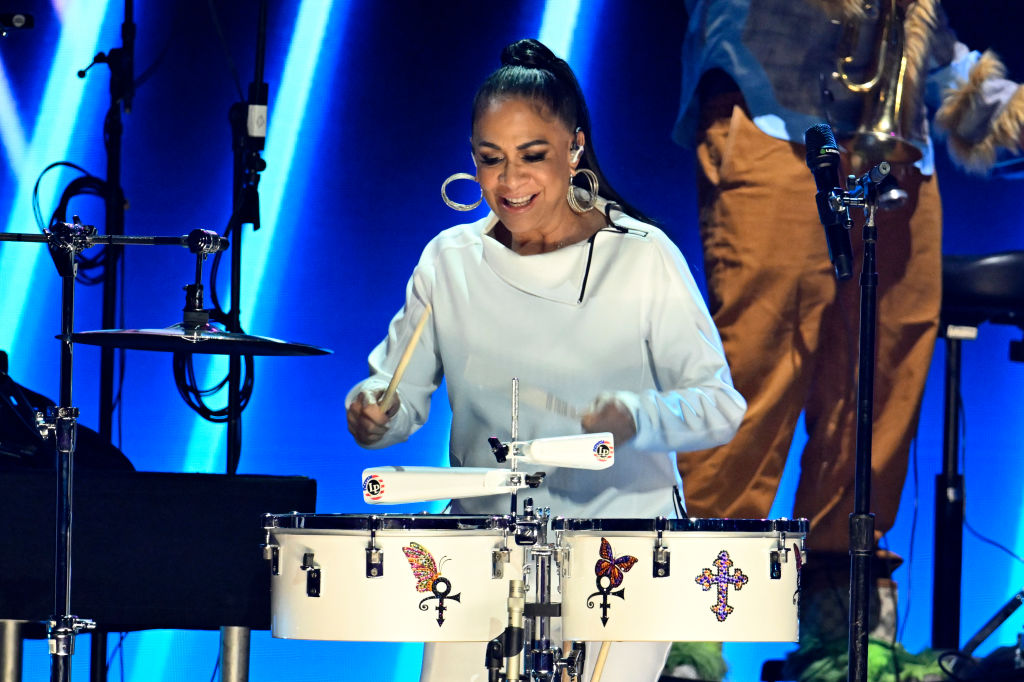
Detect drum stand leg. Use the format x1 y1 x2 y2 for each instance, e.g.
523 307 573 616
219 626 250 682
89 631 107 682
531 549 555 680
1 620 23 682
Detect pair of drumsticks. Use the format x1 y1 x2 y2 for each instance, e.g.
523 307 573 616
377 304 432 414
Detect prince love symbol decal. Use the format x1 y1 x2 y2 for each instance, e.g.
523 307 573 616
403 542 462 626
586 537 638 626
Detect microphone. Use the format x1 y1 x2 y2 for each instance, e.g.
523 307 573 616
804 124 853 281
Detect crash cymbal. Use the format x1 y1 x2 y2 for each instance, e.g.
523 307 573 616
70 323 332 356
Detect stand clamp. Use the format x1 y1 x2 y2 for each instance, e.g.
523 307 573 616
47 616 96 656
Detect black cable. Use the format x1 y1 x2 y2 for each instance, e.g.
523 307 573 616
114 252 126 449
105 631 127 673
173 352 254 423
672 485 686 519
209 652 220 682
128 31 172 101
898 435 920 645
32 161 112 284
964 518 1024 565
959 379 1024 566
32 161 95 230
208 185 250 321
205 0 245 102
938 649 973 681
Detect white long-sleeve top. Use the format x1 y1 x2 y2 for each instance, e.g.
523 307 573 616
347 201 746 519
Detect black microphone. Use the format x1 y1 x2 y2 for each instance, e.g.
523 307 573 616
805 123 853 281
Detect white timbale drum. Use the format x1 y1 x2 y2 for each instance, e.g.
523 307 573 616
264 513 524 642
553 517 807 642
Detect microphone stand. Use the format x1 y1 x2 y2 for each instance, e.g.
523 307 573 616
76 0 135 448
828 163 891 682
215 5 269 677
224 0 268 477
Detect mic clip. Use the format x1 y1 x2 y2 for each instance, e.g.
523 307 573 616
829 161 893 217
77 52 109 78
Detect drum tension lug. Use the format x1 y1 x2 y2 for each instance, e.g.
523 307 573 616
261 540 280 576
771 530 790 580
561 641 586 681
653 516 671 578
366 521 384 578
770 551 782 579
300 552 321 597
261 523 280 575
492 548 510 579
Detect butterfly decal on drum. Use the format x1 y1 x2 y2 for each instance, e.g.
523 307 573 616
587 537 638 626
403 542 461 626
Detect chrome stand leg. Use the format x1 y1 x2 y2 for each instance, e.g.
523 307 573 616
1 620 23 682
218 627 249 682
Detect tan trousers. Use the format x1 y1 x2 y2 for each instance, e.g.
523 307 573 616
677 98 942 552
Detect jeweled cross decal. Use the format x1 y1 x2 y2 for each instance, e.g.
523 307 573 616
695 550 748 622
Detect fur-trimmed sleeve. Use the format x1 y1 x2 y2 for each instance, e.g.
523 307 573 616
934 50 1024 173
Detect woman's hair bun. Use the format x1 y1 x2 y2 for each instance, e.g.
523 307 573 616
500 38 557 70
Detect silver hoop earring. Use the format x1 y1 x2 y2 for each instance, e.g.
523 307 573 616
441 172 482 211
567 168 599 213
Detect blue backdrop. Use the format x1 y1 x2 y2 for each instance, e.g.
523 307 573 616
2 1 1022 680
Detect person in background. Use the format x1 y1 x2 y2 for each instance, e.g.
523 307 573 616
672 0 1023 677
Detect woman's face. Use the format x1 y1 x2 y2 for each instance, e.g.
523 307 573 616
471 96 582 241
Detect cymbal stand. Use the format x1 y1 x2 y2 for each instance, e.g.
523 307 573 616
38 219 96 682
76 0 135 449
828 162 892 682
181 230 231 331
0 221 228 682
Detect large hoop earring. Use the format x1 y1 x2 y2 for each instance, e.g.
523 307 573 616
441 173 482 211
567 168 599 213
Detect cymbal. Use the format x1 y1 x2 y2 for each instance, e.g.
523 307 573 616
70 323 332 356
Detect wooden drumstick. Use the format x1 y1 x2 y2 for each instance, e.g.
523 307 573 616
378 303 432 414
591 641 611 682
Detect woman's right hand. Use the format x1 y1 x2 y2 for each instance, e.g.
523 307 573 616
347 391 398 445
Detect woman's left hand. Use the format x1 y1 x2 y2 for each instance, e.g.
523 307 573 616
581 397 636 446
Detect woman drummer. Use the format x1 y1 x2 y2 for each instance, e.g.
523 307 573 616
346 37 746 681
